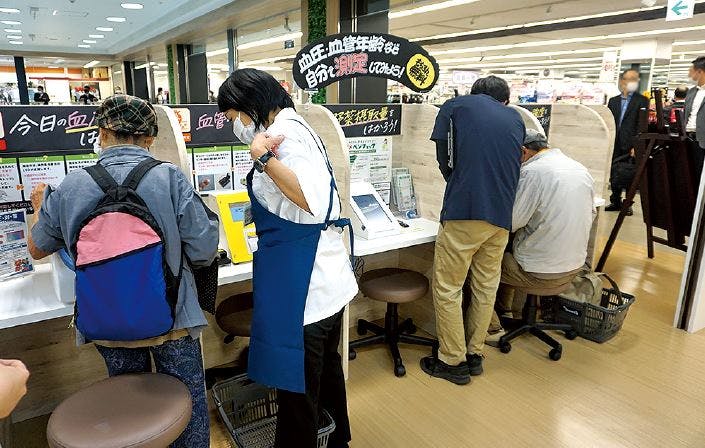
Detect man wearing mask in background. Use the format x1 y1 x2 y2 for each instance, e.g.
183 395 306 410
606 69 649 214
423 76 524 385
685 56 705 181
79 85 97 105
33 85 50 105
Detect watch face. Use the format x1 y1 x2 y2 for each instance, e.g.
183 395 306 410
254 159 265 173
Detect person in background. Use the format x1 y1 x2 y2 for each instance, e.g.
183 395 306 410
26 95 219 448
486 130 595 345
664 86 689 125
33 85 50 105
606 69 649 214
208 90 217 104
0 359 29 419
218 69 357 448
79 85 97 104
685 56 705 181
422 76 525 385
114 86 123 95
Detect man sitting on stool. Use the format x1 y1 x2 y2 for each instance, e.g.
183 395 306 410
486 130 595 345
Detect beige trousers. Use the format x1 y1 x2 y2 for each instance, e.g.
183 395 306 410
433 220 509 365
488 253 579 333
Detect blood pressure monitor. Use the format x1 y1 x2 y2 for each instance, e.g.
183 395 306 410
350 182 401 240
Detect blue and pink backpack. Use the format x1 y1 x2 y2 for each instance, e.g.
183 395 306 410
72 159 180 341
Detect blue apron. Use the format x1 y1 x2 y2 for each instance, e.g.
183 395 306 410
246 121 353 393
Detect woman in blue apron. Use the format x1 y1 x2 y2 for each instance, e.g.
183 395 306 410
218 69 359 448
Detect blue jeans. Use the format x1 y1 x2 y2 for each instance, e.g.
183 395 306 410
95 336 209 448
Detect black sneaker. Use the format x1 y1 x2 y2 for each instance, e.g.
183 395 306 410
420 356 471 385
466 353 484 376
605 203 621 212
626 207 634 216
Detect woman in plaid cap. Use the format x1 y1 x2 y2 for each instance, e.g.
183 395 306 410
28 94 219 447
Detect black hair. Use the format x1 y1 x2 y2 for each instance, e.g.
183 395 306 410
37 85 43 90
157 87 163 92
620 69 639 80
524 141 546 152
218 68 295 128
674 86 689 100
471 75 510 104
693 56 705 72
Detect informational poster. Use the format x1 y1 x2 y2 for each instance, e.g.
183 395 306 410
293 32 439 93
232 145 253 191
19 156 66 197
0 209 33 281
193 146 233 193
348 137 392 203
169 105 241 147
65 153 99 173
519 104 552 137
325 104 402 138
0 158 22 204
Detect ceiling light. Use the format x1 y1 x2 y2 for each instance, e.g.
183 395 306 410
431 25 705 56
134 63 150 69
106 17 126 23
247 65 284 71
240 56 292 66
437 48 618 64
390 0 480 18
121 3 144 9
0 8 20 13
673 39 705 46
8 40 22 45
0 20 20 25
157 63 168 67
237 32 302 50
88 34 104 38
78 44 91 48
83 60 100 68
83 39 97 44
6 34 21 39
4 28 20 33
114 70 122 74
205 48 229 57
96 27 113 32
48 66 59 69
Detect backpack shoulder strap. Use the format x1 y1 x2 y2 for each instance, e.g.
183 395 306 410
85 163 118 193
122 159 164 191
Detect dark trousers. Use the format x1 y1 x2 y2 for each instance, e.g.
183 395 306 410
95 336 209 448
688 136 705 187
275 308 351 448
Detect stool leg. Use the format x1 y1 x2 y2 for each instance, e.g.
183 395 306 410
386 304 406 377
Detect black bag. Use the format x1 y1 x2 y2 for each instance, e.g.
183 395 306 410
189 257 219 314
610 154 636 189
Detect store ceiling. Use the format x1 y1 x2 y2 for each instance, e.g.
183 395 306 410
0 0 233 54
1 0 704 82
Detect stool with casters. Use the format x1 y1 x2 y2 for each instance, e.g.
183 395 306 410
207 292 253 385
498 283 578 361
47 373 191 448
349 268 438 377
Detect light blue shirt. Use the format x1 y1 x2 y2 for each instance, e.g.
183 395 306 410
31 145 219 345
619 92 634 127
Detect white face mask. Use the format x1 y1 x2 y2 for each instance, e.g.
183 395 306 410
626 81 639 93
232 113 258 145
93 136 102 155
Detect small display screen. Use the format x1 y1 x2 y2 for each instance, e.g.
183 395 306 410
229 202 253 225
353 194 393 226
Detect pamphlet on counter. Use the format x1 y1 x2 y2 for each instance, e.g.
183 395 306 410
0 209 33 281
348 136 392 204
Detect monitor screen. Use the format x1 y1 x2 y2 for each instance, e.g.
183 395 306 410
353 194 393 227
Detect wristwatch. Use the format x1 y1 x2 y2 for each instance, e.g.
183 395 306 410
254 150 276 173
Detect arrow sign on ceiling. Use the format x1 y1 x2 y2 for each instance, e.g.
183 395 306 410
667 0 695 21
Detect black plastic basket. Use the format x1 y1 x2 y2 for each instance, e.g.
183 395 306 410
552 287 635 343
212 374 336 448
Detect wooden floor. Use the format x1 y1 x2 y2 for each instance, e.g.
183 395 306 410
14 210 705 448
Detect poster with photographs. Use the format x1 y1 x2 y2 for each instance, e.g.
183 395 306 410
193 146 233 193
0 209 33 281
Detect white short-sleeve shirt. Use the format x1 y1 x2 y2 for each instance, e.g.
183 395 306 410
251 108 359 325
